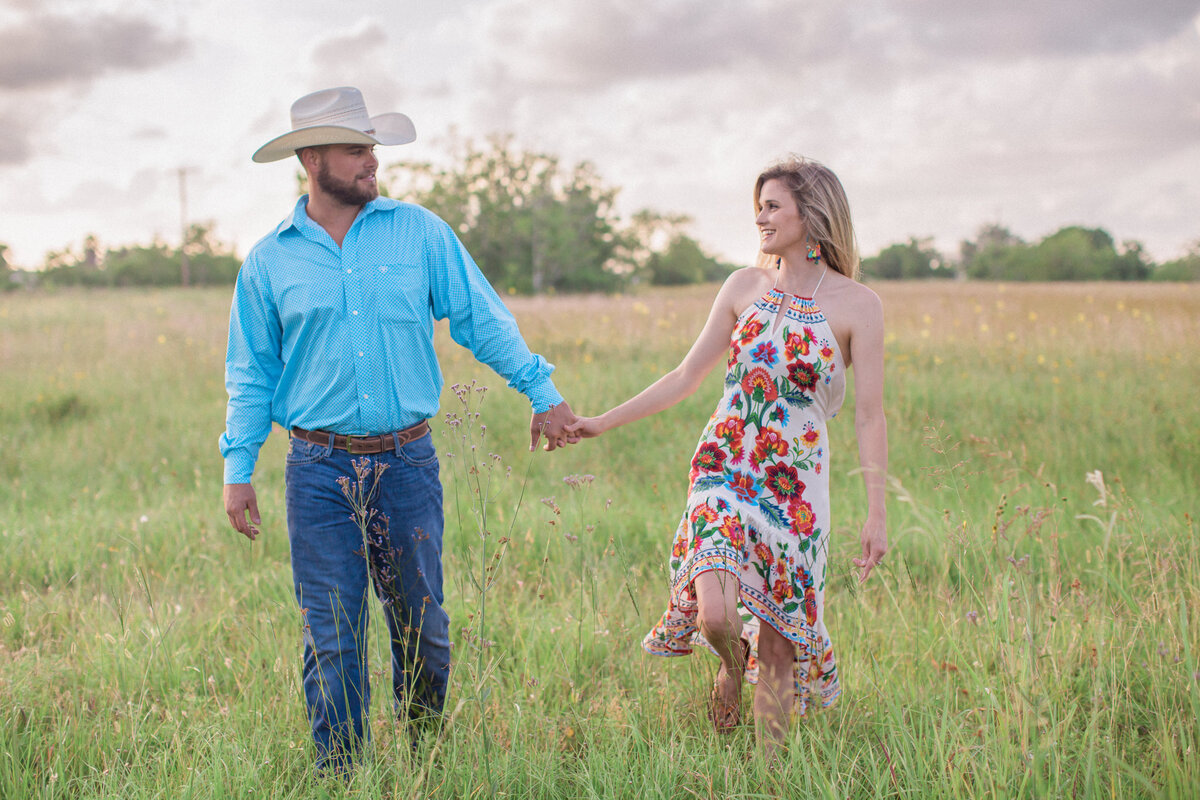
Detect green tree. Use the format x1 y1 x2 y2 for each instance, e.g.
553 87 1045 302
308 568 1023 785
621 210 732 286
39 225 242 288
961 224 1026 279
863 237 944 280
385 136 630 293
1152 240 1200 281
644 235 733 285
0 243 11 291
1025 226 1149 281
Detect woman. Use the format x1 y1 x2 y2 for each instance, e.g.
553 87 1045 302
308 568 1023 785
566 157 888 751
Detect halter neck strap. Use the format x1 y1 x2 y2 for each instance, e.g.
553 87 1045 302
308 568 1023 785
810 267 828 298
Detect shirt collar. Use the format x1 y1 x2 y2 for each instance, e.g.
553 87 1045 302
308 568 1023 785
276 194 398 239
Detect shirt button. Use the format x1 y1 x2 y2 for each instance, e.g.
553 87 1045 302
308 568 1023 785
352 310 359 315
358 351 364 357
346 269 352 274
363 394 369 399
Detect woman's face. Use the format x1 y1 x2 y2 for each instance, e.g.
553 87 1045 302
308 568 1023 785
756 179 805 258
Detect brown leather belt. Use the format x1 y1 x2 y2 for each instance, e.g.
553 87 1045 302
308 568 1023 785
290 420 430 455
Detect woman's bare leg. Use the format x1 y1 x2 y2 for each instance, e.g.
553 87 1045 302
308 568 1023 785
694 570 746 725
753 621 795 753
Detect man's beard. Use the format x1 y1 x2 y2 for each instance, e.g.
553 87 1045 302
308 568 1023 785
314 161 378 206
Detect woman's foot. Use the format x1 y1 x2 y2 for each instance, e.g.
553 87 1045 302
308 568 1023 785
708 638 749 734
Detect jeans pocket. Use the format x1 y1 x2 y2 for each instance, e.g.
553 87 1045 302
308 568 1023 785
286 437 330 466
397 433 438 468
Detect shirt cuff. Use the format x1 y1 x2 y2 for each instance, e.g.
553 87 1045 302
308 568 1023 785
223 451 257 484
526 378 565 415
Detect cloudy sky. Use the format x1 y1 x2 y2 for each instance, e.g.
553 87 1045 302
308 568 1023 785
2 0 1198 270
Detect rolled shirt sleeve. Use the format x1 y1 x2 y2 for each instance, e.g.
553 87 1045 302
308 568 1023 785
425 215 564 413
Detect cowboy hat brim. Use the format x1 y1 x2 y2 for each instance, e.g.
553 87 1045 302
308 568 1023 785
251 112 416 163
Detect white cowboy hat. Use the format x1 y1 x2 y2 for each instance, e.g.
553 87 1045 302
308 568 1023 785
252 86 416 163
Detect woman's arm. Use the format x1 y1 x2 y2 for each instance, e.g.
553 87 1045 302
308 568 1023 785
848 288 889 582
567 270 763 437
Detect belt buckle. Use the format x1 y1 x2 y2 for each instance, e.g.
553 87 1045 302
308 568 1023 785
345 436 373 455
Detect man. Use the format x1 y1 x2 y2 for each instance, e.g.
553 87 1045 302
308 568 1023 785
220 86 577 771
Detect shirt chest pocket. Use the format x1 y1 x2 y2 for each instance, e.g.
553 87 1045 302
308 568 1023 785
369 263 428 324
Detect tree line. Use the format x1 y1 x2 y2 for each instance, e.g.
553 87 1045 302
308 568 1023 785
863 223 1200 282
4 137 1197 292
5 136 733 293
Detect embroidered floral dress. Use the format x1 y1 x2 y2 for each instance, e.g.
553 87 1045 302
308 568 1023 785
642 282 846 713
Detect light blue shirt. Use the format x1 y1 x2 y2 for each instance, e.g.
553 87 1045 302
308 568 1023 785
219 195 562 483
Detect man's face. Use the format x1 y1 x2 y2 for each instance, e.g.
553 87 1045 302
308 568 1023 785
312 144 380 206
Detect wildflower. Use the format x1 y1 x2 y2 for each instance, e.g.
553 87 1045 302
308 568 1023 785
562 473 595 489
966 610 979 623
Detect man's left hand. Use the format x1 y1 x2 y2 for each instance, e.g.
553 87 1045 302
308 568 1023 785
531 401 580 452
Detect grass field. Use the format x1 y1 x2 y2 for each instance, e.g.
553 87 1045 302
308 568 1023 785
1 280 1197 798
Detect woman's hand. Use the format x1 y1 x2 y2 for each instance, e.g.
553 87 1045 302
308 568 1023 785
853 517 887 583
564 415 607 439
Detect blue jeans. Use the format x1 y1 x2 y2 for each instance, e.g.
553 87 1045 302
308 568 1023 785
284 430 450 769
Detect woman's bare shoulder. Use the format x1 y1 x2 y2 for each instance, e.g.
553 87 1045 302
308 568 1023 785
715 266 774 311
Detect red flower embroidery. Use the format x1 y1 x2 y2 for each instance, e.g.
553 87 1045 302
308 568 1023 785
789 499 816 537
804 585 818 625
784 331 810 360
672 536 688 559
751 426 789 467
690 502 719 524
727 471 759 503
754 541 774 565
741 366 778 403
738 319 765 344
714 417 745 453
719 515 745 549
801 426 820 448
771 577 793 603
763 462 804 502
691 442 726 474
819 344 834 362
787 360 819 392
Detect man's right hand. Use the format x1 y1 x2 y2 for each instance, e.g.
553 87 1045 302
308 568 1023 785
224 483 261 540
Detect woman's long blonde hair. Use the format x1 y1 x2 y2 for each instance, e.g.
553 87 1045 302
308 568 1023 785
754 156 860 280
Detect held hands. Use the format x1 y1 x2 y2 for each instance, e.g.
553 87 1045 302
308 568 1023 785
563 415 606 440
853 516 888 583
224 482 261 540
530 401 583 452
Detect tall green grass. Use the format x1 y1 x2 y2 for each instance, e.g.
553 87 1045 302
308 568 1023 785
0 282 1196 798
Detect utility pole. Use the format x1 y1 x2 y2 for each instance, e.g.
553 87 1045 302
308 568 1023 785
177 167 196 287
